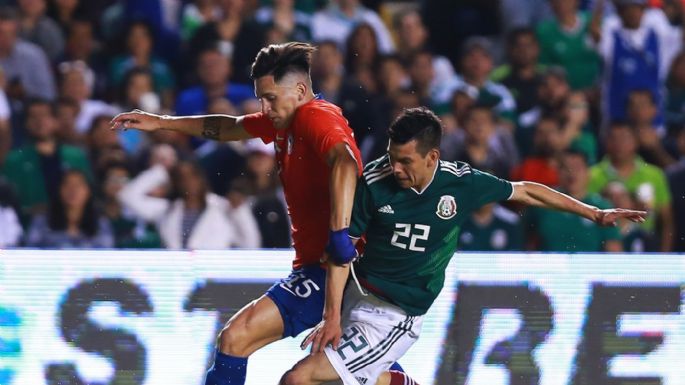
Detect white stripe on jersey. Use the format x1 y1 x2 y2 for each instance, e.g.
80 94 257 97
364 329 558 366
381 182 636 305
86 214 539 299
364 165 391 180
367 169 393 184
440 161 471 177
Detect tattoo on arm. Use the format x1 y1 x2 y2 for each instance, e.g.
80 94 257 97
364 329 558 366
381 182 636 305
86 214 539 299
202 116 222 140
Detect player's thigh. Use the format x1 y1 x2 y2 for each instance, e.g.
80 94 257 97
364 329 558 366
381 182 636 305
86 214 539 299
219 295 284 354
284 352 341 385
324 290 422 385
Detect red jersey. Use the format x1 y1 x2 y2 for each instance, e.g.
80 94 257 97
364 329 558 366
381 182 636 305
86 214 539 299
243 98 363 269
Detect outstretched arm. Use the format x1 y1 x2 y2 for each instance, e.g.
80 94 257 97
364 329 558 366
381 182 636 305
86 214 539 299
510 181 646 225
110 109 253 142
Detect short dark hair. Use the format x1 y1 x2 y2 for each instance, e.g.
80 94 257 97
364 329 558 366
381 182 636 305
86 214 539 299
562 148 589 166
24 98 53 121
464 103 495 121
627 89 656 105
507 27 537 47
251 42 316 81
388 107 442 155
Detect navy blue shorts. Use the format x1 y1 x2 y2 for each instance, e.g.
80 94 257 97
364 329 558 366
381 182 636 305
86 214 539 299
266 265 327 338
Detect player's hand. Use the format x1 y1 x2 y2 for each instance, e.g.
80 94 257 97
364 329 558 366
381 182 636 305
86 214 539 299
110 109 163 132
300 318 342 353
594 208 647 226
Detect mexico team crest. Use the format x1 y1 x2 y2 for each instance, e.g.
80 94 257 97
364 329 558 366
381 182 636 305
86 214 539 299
436 195 457 219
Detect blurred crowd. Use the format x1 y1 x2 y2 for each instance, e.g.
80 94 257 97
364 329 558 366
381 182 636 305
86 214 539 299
0 0 683 252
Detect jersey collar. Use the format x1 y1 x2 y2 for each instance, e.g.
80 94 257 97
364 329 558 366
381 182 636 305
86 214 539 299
411 162 439 195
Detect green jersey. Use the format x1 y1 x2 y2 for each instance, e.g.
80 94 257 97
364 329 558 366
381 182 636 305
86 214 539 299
349 156 514 316
536 12 601 90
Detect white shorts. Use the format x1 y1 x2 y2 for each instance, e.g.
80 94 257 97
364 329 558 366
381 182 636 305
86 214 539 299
324 285 423 385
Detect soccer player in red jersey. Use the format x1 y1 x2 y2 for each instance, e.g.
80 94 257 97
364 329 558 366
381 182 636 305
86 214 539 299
111 42 415 385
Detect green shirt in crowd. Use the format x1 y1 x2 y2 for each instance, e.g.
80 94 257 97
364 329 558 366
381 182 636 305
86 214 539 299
1 144 92 214
588 157 671 232
349 156 513 316
458 204 524 251
536 12 602 90
527 193 621 252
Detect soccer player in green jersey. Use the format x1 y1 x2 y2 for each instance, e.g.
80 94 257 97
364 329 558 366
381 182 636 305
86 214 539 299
280 107 646 385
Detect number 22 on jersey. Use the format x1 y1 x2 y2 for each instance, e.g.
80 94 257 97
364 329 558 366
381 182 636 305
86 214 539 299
390 223 431 252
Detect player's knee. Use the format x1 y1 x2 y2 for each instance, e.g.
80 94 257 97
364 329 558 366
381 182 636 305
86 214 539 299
280 368 312 385
217 321 250 356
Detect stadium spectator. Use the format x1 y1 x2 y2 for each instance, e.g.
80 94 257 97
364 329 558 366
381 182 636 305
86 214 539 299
561 92 598 164
665 51 685 129
99 161 161 248
237 139 290 249
666 126 685 251
457 37 517 124
53 97 82 146
338 23 384 148
589 122 674 251
518 66 572 156
344 23 379 85
603 180 656 251
627 89 677 167
459 203 524 251
0 6 55 101
527 150 623 252
491 27 545 114
254 0 312 43
17 0 64 62
175 46 254 116
25 168 113 248
109 20 175 109
118 150 253 249
592 0 683 134
85 114 129 178
196 97 247 196
358 54 410 161
186 0 266 84
392 7 455 88
511 115 565 187
58 60 118 135
445 104 519 179
180 0 221 41
1 98 91 218
311 0 394 54
46 0 85 35
60 19 100 66
537 0 602 90
407 49 439 107
116 68 164 155
311 40 344 104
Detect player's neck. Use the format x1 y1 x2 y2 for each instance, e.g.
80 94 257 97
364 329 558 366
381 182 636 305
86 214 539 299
413 162 438 193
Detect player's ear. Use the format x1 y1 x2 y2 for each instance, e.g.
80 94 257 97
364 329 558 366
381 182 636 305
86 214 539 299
296 82 307 101
427 148 440 166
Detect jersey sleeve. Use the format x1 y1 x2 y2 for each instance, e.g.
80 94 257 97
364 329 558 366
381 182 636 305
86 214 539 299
349 177 374 239
300 109 356 161
470 168 514 207
241 112 276 144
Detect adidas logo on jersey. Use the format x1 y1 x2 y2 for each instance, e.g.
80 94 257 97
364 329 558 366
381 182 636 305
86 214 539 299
378 205 394 214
